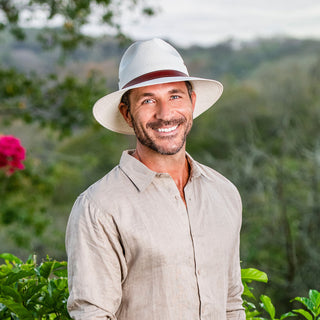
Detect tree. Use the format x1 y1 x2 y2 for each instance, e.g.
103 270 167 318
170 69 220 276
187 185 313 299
0 0 156 134
0 0 156 50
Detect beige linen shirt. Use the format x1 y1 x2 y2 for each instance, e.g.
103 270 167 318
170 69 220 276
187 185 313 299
66 150 245 320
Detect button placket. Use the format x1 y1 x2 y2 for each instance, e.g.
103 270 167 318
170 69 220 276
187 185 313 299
185 182 205 319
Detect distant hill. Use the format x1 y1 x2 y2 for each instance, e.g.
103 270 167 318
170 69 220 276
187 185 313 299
1 28 320 89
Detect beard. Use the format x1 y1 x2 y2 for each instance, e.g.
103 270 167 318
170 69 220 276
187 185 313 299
130 115 192 155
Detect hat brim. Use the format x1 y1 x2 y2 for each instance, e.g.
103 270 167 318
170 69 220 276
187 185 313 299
93 76 223 135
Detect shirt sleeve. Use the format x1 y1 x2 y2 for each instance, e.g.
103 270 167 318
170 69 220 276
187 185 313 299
226 189 246 320
226 233 246 320
65 194 127 320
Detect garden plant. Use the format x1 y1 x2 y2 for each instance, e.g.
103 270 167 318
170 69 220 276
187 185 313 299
0 253 319 319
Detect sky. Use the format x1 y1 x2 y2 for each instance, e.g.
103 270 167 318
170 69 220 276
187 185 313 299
17 0 320 48
114 0 320 47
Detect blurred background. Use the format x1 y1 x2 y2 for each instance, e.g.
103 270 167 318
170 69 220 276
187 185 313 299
0 0 319 314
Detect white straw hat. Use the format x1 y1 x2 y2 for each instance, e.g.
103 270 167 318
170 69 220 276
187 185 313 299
93 38 223 135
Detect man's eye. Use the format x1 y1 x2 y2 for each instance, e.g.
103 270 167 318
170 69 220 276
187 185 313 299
142 99 155 104
170 95 180 100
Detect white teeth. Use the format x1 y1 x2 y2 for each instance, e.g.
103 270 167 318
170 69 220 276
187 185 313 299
156 125 178 133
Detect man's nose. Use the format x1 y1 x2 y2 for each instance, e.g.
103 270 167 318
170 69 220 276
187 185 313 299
155 99 172 120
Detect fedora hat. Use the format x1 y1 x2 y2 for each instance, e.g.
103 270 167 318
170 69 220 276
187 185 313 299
93 38 223 135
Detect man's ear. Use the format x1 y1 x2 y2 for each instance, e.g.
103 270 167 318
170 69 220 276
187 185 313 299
119 103 133 127
191 91 196 112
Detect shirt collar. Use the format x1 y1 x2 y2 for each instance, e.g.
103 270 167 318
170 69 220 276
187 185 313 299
119 150 157 192
186 152 212 181
119 150 210 192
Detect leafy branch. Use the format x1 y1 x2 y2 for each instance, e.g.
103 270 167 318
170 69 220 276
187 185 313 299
0 0 157 50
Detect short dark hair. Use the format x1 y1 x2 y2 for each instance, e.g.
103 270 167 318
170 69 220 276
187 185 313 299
120 81 193 110
120 89 132 110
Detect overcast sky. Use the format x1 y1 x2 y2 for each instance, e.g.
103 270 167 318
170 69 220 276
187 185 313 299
115 0 320 47
19 0 320 48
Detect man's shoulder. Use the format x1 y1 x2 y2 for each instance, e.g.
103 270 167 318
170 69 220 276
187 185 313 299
78 164 132 211
195 160 242 215
194 160 241 200
196 161 237 187
87 164 121 189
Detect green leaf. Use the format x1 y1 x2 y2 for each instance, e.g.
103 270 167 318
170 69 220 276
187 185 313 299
25 254 37 265
242 282 256 299
292 297 314 312
0 254 22 265
260 295 276 319
309 289 320 312
241 268 268 283
0 297 33 319
53 268 68 278
0 285 22 302
47 280 54 298
22 282 46 301
4 269 35 285
40 261 56 279
292 308 313 320
279 311 297 319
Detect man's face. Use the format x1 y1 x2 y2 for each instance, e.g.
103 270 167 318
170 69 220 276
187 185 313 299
121 81 196 155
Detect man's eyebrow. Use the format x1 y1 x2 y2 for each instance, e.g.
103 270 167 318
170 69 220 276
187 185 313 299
140 92 155 97
135 92 155 100
168 88 186 94
135 88 186 100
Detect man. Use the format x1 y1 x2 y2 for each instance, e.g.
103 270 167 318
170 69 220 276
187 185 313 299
66 38 245 320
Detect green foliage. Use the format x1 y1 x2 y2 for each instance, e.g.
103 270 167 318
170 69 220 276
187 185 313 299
291 290 320 320
0 253 70 319
0 257 318 320
241 268 268 301
182 38 320 80
0 0 156 51
242 268 270 318
0 158 54 249
242 268 320 319
0 67 107 135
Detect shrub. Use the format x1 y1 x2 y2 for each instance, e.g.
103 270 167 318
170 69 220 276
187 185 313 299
242 268 320 319
0 253 70 319
1 253 319 319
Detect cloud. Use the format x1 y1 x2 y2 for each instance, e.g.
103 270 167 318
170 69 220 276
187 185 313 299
120 0 320 47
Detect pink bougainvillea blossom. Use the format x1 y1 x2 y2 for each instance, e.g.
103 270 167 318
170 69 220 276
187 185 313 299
0 135 26 175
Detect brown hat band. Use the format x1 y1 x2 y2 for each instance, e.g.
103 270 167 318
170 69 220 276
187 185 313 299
123 70 188 89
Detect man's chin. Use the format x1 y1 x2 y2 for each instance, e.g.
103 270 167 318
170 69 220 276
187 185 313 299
134 128 188 155
150 142 185 156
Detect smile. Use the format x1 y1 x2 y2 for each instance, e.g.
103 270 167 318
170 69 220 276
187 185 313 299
156 125 178 133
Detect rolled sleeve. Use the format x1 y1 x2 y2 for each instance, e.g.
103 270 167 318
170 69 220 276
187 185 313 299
66 194 127 320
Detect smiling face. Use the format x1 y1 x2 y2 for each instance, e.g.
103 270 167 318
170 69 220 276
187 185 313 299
119 81 196 155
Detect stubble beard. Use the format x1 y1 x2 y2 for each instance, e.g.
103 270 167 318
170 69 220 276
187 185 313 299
130 115 193 155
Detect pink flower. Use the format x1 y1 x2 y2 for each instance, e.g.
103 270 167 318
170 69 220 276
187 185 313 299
0 135 26 175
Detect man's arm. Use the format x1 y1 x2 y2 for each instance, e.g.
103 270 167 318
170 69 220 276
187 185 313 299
66 194 127 320
226 189 245 320
226 234 246 320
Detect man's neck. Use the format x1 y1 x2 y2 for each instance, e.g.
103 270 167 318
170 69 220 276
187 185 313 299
132 144 190 205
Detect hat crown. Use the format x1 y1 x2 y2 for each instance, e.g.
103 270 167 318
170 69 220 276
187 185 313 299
118 38 189 89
